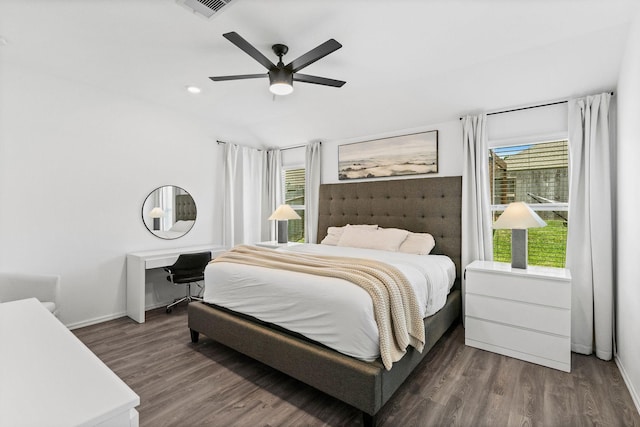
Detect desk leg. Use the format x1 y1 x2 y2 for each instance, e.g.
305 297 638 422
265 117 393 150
126 255 145 323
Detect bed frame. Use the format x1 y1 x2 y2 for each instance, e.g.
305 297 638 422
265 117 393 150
188 176 462 426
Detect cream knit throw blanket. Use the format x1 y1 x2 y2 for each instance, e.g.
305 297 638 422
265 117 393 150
212 245 425 370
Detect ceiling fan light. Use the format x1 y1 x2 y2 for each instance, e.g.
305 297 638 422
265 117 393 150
269 82 294 96
269 68 293 96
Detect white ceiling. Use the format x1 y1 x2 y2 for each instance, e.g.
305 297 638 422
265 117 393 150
1 0 637 148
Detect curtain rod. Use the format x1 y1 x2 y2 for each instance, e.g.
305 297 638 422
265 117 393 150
281 143 307 151
459 92 614 120
216 140 319 151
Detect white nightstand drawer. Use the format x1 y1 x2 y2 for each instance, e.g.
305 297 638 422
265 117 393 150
466 317 570 365
466 269 570 309
466 293 570 336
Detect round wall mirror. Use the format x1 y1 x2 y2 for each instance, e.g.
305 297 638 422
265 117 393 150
142 185 196 239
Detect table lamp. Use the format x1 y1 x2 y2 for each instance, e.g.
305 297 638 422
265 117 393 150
268 204 301 244
149 207 164 231
493 202 546 269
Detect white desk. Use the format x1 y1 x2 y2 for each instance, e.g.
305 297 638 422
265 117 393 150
126 244 227 323
0 298 140 426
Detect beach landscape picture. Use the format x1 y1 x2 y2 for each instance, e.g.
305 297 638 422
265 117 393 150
338 130 438 180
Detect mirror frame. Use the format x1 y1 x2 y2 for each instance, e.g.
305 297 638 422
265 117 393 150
141 185 197 240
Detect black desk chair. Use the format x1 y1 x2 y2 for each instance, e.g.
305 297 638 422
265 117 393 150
164 251 211 313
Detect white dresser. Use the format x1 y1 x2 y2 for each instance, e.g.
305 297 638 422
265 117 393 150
0 298 139 426
464 260 572 372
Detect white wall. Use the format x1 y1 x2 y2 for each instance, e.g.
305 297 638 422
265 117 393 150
615 10 640 412
282 146 306 169
0 63 224 328
486 102 568 146
321 119 463 184
319 105 570 183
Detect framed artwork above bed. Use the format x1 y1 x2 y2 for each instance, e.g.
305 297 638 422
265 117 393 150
338 130 438 180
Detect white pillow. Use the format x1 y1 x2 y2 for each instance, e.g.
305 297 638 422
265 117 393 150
337 226 408 252
320 224 378 245
169 220 194 232
320 226 344 245
398 232 436 255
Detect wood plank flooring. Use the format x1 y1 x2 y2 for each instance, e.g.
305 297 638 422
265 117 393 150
73 305 640 427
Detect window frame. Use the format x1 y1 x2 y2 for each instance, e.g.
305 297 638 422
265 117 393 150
488 139 569 268
282 165 306 242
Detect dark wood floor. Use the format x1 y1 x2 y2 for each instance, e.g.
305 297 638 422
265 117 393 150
73 304 640 427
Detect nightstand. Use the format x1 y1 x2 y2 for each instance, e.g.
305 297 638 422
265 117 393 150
464 260 572 372
254 241 302 249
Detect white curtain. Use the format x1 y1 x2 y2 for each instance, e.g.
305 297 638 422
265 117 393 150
566 93 613 360
305 141 322 243
461 114 493 321
160 185 174 230
223 143 265 247
261 149 283 241
461 114 493 269
152 185 174 230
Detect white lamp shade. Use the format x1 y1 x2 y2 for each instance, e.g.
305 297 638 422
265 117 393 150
493 202 547 229
149 207 164 218
268 204 301 221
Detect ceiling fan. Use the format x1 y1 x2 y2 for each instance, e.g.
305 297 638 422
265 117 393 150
210 31 346 96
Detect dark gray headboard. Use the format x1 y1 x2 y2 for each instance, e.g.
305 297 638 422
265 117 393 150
175 194 197 221
318 176 462 277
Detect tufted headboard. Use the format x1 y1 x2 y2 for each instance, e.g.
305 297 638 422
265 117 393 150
317 176 462 278
175 194 197 221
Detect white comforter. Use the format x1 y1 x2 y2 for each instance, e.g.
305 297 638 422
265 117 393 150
203 243 455 362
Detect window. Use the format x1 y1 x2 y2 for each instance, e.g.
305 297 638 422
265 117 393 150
489 140 569 268
283 167 305 242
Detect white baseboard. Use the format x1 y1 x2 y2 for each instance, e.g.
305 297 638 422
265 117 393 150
65 293 192 330
65 299 181 330
615 355 640 415
66 311 127 330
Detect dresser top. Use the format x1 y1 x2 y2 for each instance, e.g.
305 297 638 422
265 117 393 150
0 298 139 426
466 260 571 281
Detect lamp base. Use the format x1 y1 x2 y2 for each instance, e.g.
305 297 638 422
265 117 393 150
511 229 528 269
153 218 160 231
277 221 288 244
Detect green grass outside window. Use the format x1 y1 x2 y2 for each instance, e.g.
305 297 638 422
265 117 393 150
493 219 567 268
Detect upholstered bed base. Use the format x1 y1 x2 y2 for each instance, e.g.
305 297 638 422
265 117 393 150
188 288 460 425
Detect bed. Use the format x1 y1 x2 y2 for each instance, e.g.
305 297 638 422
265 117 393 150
188 176 462 426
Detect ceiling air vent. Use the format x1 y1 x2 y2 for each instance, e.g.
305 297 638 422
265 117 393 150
176 0 234 19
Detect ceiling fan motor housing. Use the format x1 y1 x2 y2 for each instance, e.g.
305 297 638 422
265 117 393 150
269 67 292 85
269 67 294 95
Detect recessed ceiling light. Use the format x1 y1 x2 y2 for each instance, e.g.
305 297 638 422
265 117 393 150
186 85 201 94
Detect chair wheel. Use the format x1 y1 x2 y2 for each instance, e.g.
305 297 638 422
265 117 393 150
166 308 172 314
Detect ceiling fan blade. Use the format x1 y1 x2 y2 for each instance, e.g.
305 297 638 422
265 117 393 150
287 39 342 73
223 32 276 70
209 73 268 81
293 73 346 88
